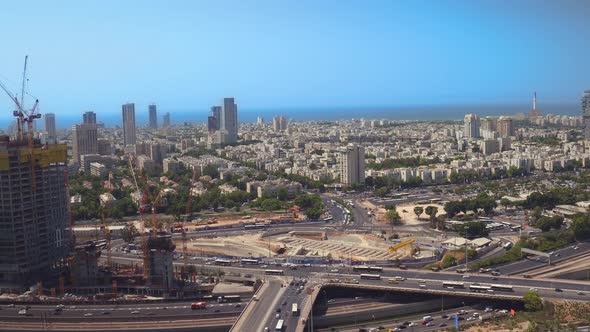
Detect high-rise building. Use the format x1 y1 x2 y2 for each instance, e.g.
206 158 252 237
122 103 136 146
272 115 288 131
0 136 70 286
583 90 590 140
148 104 158 129
463 114 480 138
208 98 238 146
83 111 97 125
340 144 365 185
44 113 57 142
497 116 514 138
257 116 264 124
162 112 171 128
72 123 98 163
221 97 238 143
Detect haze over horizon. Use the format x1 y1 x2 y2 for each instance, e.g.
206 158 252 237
1 0 590 124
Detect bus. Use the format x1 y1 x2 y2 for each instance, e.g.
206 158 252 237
241 258 259 265
265 269 284 275
275 319 284 331
191 302 207 310
353 266 371 272
218 295 241 303
469 285 492 292
360 274 381 280
442 281 465 289
490 284 513 292
368 266 383 272
214 259 232 266
510 225 522 232
291 303 299 316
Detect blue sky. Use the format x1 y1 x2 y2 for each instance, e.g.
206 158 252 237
0 0 589 124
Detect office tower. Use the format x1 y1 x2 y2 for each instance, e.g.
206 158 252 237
122 103 137 146
583 90 590 140
340 144 365 185
72 123 98 163
463 113 480 138
257 116 264 124
83 111 97 125
162 112 171 128
148 104 158 129
272 115 288 131
44 113 57 142
497 116 514 138
0 136 70 286
221 97 238 143
207 106 222 146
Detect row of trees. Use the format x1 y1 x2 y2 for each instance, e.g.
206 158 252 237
366 157 444 171
444 193 497 217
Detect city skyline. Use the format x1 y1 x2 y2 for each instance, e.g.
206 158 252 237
1 1 590 124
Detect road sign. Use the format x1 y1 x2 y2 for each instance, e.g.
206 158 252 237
521 248 550 258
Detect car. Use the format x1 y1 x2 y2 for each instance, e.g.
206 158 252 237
146 312 156 316
555 288 563 292
264 328 269 332
392 328 401 332
214 309 220 312
418 279 426 283
473 312 480 317
573 246 579 250
578 292 585 295
408 322 417 327
131 310 140 314
467 317 475 321
282 301 287 306
7 304 15 308
18 309 27 315
439 323 447 327
84 313 93 317
484 307 493 312
425 322 434 326
499 309 509 314
523 274 532 279
458 316 465 321
330 269 339 273
462 275 470 279
491 271 501 276
290 281 294 286
100 311 110 315
56 304 65 309
276 307 281 312
234 304 241 308
530 288 538 292
441 314 448 319
275 313 280 319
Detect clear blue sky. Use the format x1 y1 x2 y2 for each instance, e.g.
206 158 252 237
0 0 589 123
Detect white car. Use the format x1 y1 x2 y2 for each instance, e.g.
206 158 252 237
131 310 140 315
18 309 27 315
330 269 339 273
530 288 538 292
84 313 93 317
462 275 470 279
408 322 418 327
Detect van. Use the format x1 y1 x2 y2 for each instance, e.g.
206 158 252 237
423 315 433 321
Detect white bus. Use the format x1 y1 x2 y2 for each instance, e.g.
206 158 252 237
275 319 284 331
240 258 259 265
291 303 299 316
490 284 513 292
360 274 381 280
214 259 232 266
442 281 465 289
469 285 492 292
264 269 284 275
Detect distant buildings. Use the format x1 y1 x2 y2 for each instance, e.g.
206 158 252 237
583 90 590 140
162 112 171 128
83 111 97 125
149 104 158 129
497 116 514 138
257 116 264 124
122 103 137 146
273 115 288 131
72 123 98 163
0 137 70 287
208 97 238 146
464 114 480 138
340 144 365 185
44 113 56 142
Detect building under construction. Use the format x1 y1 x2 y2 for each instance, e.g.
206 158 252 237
0 137 70 289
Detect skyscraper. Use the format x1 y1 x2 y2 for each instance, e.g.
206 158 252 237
44 113 57 142
221 97 238 143
208 98 238 146
148 104 158 129
583 91 590 140
464 114 480 138
122 103 136 146
83 111 97 125
72 123 98 163
272 115 288 131
497 116 514 138
340 144 365 185
162 112 171 128
0 136 70 286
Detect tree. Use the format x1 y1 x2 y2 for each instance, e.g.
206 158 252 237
306 208 322 219
523 290 543 311
572 212 590 240
500 198 512 210
425 206 438 228
413 206 424 221
444 201 465 218
456 221 489 239
261 198 282 211
121 224 137 243
386 209 402 232
374 187 388 198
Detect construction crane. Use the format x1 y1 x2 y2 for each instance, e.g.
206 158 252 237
182 168 198 278
127 154 150 279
